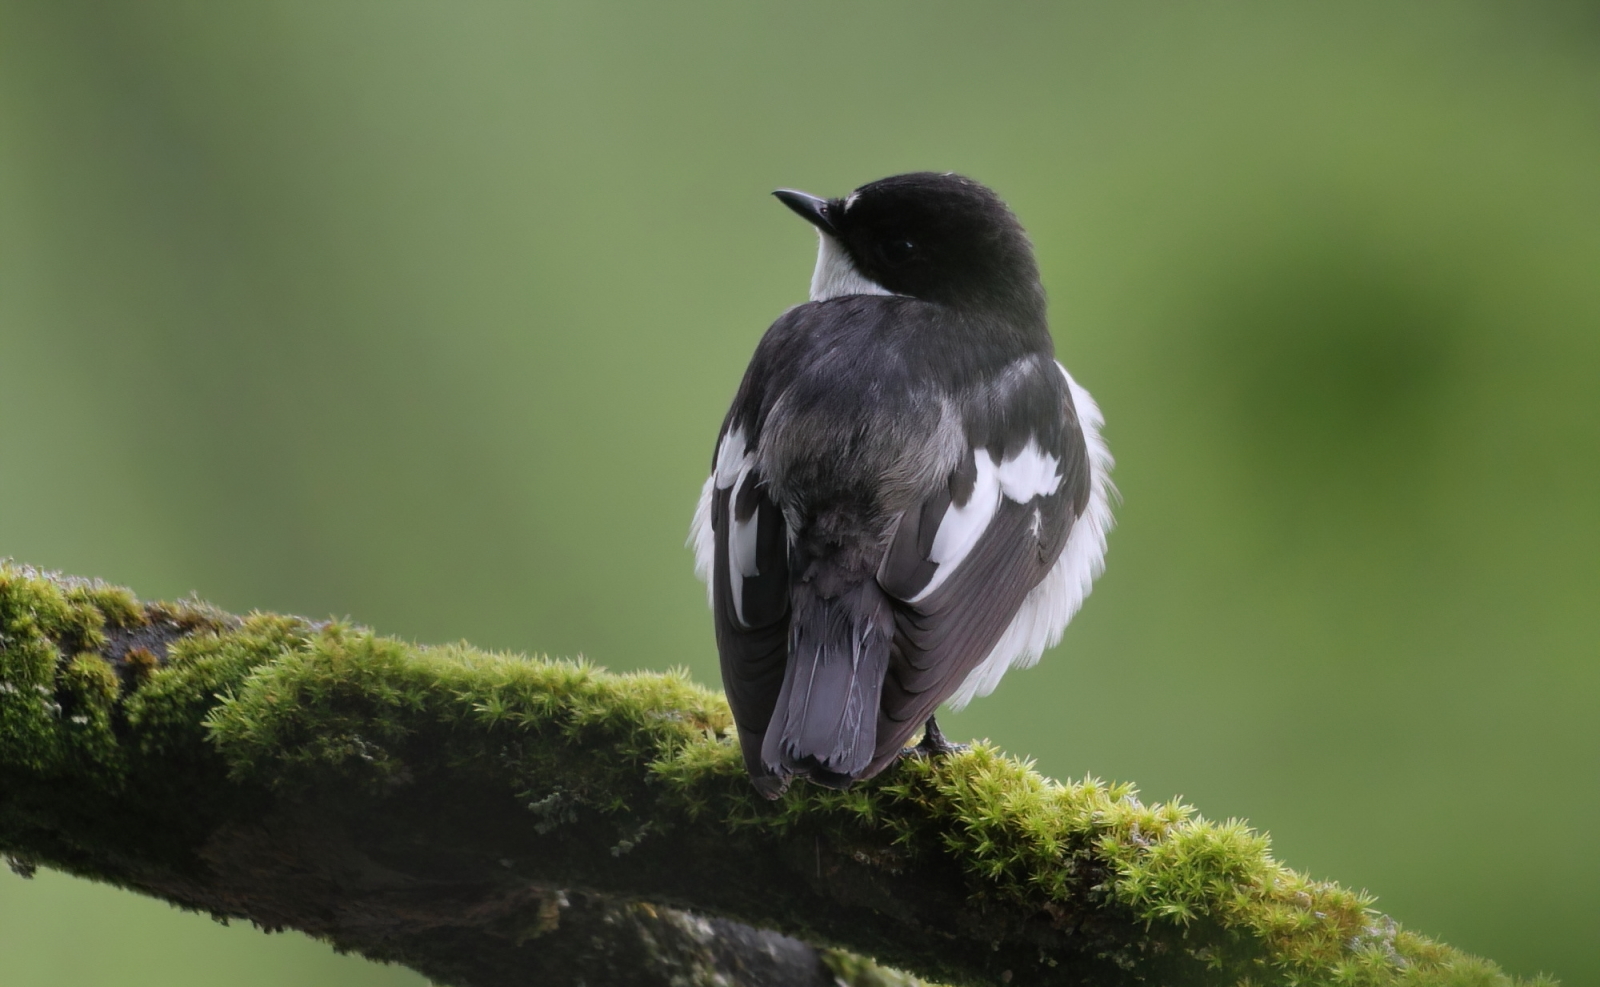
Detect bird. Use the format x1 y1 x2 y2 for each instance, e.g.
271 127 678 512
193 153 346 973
689 172 1114 797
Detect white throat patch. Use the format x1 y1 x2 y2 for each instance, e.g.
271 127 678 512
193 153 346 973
809 233 895 302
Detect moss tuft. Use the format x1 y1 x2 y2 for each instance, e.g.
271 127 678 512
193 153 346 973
65 582 145 632
125 612 318 760
822 947 940 987
0 568 134 775
121 647 160 686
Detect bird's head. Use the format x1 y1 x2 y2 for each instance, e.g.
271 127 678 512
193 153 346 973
774 172 1044 321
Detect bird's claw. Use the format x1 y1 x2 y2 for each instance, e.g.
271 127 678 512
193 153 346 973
902 716 970 760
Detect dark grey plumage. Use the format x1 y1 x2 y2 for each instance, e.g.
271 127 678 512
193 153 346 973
692 173 1112 796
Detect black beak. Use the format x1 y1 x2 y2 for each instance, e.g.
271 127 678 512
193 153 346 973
773 189 839 237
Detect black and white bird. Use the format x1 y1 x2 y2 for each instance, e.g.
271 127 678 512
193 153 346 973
691 173 1113 797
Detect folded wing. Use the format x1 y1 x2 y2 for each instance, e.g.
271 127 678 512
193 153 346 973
868 363 1095 776
695 425 792 792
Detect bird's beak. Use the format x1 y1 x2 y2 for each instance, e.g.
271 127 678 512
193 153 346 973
773 189 839 237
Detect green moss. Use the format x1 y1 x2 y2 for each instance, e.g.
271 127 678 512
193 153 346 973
206 619 1540 986
56 653 122 775
124 612 317 759
0 565 1556 987
822 947 940 987
207 624 732 813
63 582 144 633
0 568 128 775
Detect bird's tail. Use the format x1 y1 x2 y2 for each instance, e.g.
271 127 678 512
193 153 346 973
761 580 894 788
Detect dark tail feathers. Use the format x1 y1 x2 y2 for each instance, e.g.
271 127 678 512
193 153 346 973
761 581 893 787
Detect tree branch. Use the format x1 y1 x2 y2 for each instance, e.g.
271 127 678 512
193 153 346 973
0 566 1547 986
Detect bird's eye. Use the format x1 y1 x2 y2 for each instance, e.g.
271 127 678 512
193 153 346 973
878 238 917 267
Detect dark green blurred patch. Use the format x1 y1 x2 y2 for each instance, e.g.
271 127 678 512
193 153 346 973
0 2 1594 984
1210 239 1458 491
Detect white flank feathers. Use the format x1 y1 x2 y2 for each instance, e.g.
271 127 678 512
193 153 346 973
946 365 1115 709
689 473 716 606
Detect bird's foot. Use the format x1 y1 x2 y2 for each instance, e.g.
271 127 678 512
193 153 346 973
903 715 970 760
750 773 791 800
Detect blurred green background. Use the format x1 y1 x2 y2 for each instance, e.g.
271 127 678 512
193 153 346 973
1 2 1596 984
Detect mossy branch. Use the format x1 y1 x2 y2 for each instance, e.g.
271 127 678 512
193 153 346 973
0 566 1547 987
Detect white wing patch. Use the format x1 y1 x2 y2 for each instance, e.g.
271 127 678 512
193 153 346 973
909 437 1064 606
909 453 1001 603
810 233 896 302
691 427 754 611
726 470 762 625
715 426 750 489
946 365 1116 709
996 438 1063 501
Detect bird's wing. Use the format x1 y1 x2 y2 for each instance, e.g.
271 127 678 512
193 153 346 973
693 302 833 790
698 420 791 789
870 358 1093 772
